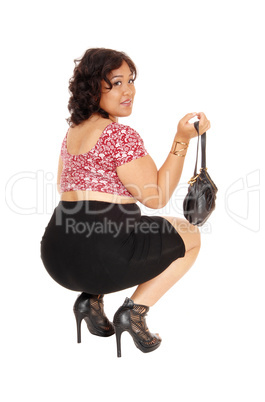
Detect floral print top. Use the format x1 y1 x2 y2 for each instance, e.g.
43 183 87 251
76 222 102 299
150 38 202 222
60 122 149 197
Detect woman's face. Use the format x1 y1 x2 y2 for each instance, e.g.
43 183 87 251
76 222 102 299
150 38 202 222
99 61 136 122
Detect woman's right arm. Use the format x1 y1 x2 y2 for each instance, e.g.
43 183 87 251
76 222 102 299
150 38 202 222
116 112 211 209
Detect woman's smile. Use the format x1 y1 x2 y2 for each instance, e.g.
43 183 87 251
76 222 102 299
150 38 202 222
120 98 133 107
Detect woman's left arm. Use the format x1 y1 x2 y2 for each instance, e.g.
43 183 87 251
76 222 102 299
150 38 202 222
116 113 210 208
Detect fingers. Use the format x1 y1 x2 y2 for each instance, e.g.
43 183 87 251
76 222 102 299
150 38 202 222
181 112 198 124
197 112 211 134
196 112 204 120
176 111 210 140
181 111 209 124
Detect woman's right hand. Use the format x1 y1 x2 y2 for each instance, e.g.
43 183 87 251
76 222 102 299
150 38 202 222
175 112 211 143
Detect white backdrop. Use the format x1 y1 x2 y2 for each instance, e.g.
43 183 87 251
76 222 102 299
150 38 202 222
1 0 264 401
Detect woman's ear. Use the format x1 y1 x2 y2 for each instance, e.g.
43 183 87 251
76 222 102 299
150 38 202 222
93 95 100 104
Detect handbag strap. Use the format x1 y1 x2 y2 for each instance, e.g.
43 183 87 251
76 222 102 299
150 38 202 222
193 121 206 176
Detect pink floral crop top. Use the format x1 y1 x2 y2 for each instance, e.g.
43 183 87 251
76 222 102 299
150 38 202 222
59 122 149 197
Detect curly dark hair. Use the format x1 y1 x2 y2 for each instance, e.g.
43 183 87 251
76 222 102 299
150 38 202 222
66 48 137 127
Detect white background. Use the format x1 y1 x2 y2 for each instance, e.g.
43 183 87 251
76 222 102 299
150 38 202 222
1 0 264 401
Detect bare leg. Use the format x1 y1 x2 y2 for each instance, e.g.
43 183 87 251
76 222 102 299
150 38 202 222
130 217 201 307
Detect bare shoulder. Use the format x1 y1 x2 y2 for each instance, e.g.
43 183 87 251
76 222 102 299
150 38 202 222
68 117 114 136
112 122 136 131
66 118 115 155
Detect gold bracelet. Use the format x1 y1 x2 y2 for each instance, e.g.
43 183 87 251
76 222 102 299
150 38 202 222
170 140 189 157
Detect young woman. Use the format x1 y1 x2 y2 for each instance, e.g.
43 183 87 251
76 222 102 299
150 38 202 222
40 48 211 357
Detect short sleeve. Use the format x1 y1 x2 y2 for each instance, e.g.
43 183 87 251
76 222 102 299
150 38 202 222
113 125 149 167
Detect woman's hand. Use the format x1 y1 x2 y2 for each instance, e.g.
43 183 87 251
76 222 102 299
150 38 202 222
175 112 211 143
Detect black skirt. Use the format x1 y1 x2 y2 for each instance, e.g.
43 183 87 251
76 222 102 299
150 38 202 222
40 201 186 294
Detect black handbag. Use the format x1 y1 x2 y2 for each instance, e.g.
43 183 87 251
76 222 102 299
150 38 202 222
183 121 218 226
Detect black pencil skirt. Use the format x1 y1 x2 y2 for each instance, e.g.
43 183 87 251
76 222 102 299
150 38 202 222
40 201 186 294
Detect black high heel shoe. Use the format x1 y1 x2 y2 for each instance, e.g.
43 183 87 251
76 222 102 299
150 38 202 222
73 293 115 342
113 297 161 357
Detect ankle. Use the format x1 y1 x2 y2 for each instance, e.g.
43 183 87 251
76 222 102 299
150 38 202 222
130 296 153 308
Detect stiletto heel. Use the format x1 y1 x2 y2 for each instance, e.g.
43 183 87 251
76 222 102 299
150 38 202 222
74 310 84 343
113 298 161 358
73 293 115 340
115 326 124 357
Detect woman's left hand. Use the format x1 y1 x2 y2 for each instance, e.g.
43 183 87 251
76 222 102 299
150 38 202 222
175 112 211 142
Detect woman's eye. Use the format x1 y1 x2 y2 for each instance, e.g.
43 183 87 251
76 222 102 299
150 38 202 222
113 79 135 86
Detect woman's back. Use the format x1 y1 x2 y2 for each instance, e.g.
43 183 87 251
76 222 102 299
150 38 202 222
59 115 148 203
66 116 112 156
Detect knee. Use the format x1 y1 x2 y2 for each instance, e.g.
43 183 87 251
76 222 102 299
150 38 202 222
181 221 201 252
193 225 201 250
162 216 201 251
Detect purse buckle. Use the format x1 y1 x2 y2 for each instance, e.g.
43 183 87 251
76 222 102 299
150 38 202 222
188 174 199 186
